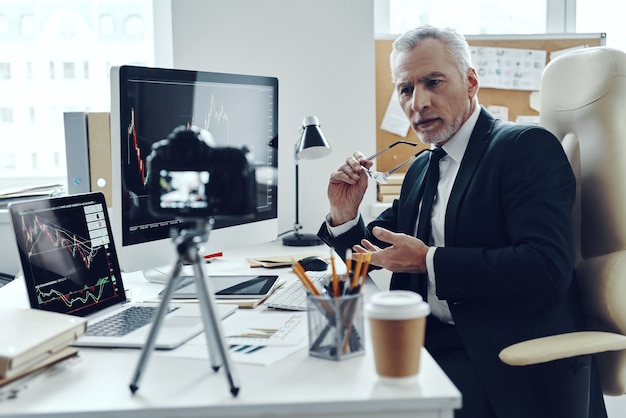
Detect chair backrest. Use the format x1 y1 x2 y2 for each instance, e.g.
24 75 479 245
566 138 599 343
540 46 626 396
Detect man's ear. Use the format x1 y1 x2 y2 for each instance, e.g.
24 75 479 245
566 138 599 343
467 67 479 98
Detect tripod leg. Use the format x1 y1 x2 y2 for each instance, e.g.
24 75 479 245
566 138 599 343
189 249 240 397
129 262 185 394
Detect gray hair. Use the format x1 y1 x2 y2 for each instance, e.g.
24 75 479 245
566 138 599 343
390 25 473 82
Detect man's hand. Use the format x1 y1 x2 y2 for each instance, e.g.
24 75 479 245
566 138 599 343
352 226 429 273
327 152 371 225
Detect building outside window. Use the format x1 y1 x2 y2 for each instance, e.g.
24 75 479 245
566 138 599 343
0 0 154 190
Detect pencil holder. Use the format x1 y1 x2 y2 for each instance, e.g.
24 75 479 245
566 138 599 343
306 293 365 361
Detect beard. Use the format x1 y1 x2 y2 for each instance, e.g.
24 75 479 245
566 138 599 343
416 121 457 145
412 108 469 146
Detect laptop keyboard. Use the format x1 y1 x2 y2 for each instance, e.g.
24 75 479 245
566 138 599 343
264 270 330 311
0 273 13 288
86 306 178 337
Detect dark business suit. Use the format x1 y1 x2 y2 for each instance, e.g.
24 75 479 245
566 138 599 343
318 108 606 418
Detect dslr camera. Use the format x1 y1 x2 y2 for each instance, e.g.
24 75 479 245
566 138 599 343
146 125 257 220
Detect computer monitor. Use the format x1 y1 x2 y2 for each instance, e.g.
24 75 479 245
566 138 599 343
109 65 278 278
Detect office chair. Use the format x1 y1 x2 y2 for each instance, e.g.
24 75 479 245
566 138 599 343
499 46 626 397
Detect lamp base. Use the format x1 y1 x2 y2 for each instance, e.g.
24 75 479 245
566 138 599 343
282 232 323 247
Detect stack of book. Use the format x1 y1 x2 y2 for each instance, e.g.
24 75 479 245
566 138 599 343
0 309 87 388
0 184 66 209
377 173 405 203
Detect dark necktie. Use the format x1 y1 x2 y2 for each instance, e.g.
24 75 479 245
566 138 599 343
416 147 447 244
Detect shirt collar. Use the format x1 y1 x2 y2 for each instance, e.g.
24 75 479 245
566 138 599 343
437 103 481 163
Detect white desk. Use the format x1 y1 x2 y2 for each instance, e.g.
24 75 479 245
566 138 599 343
0 241 461 418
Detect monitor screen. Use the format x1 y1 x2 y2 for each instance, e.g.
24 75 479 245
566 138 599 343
110 65 278 276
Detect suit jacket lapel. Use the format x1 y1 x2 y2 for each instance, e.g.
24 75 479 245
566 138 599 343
398 156 429 234
445 108 495 245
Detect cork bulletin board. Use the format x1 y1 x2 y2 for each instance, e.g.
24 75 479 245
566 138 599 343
374 33 606 173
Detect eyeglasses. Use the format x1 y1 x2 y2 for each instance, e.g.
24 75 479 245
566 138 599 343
361 140 431 184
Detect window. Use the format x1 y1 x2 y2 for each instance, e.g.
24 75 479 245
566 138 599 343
0 14 9 36
389 0 547 35
576 0 626 51
63 62 76 79
0 108 13 124
385 0 622 51
0 62 10 80
0 0 154 190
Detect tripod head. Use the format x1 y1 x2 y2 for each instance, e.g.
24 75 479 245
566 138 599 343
169 218 215 264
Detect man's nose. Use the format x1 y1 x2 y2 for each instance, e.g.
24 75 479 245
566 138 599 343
411 88 430 111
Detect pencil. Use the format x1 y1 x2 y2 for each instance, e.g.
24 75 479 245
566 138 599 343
345 249 352 283
330 249 339 297
292 262 321 296
360 252 372 286
351 252 364 289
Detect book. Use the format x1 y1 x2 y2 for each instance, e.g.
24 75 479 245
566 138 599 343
378 194 399 203
63 112 91 196
86 112 112 206
217 297 267 309
0 309 87 379
377 184 402 195
63 111 113 207
0 346 79 389
0 184 65 209
376 173 404 203
384 173 405 185
377 184 401 203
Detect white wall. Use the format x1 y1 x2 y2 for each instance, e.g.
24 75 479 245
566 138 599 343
169 0 377 241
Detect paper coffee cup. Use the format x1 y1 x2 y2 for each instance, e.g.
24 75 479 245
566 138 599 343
365 290 430 383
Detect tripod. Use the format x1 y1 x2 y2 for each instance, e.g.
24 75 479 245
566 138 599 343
129 218 240 397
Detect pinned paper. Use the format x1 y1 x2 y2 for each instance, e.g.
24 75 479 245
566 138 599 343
380 90 411 137
529 91 540 112
487 105 509 121
471 46 546 91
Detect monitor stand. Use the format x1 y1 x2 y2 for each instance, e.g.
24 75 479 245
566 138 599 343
142 264 193 284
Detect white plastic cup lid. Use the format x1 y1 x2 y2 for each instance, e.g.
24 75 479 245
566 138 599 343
365 290 430 320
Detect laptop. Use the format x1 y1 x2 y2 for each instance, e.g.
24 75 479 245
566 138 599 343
8 192 236 350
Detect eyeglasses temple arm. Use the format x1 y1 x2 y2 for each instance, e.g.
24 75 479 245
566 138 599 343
363 140 418 162
383 148 431 177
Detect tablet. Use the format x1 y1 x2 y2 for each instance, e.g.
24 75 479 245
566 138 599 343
215 276 279 299
164 275 280 299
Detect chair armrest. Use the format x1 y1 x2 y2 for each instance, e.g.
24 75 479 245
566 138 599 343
499 331 626 366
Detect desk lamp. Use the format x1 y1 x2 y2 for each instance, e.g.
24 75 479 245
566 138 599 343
283 116 332 246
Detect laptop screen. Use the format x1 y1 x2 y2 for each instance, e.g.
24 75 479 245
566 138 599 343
9 192 127 317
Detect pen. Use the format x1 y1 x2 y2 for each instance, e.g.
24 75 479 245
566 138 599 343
204 251 223 259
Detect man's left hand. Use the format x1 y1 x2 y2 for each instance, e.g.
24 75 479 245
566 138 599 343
352 226 429 274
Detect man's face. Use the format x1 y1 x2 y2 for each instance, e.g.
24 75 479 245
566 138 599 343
392 38 478 145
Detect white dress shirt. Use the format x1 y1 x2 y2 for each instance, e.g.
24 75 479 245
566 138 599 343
422 105 480 323
327 104 481 325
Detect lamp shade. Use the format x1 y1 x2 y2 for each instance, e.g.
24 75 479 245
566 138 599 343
296 116 332 159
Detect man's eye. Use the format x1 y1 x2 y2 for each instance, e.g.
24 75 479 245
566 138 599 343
427 79 442 87
399 87 412 96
